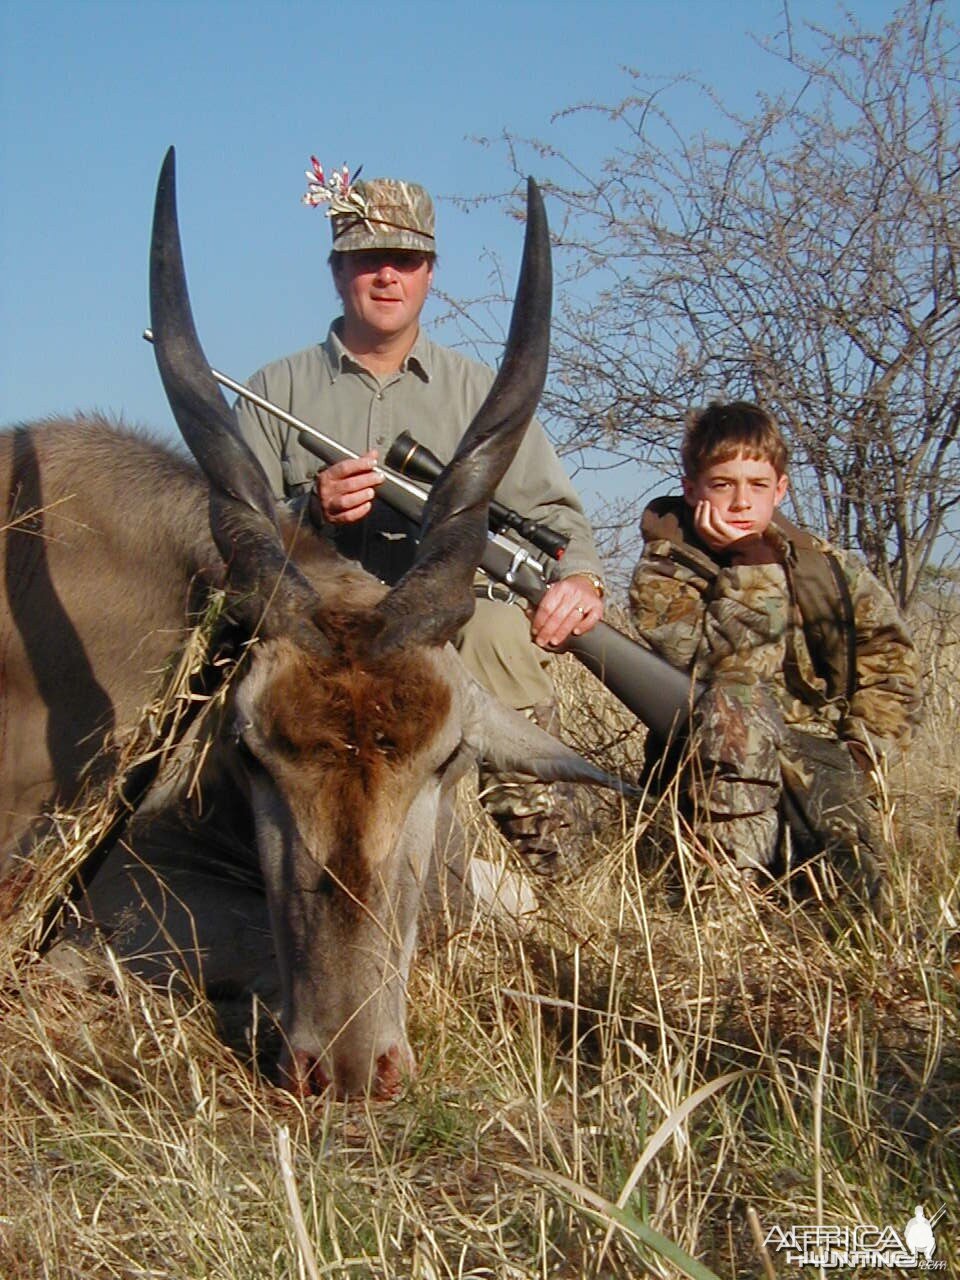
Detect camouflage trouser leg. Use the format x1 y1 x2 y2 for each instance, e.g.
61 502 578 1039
645 686 888 909
778 728 888 911
690 683 784 872
457 596 578 879
479 702 580 879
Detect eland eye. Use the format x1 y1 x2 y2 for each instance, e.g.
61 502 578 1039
232 719 265 773
235 737 261 771
435 742 463 778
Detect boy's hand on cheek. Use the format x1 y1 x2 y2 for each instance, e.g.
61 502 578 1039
694 501 780 565
693 499 749 550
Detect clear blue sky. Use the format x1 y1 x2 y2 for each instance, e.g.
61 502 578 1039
1 0 901 510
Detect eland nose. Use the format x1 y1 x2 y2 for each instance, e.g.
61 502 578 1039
278 1041 415 1099
373 1042 415 1099
278 1047 332 1098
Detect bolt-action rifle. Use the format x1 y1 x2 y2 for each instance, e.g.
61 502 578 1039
142 330 696 743
387 430 570 561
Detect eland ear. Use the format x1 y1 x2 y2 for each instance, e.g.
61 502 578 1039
462 679 638 797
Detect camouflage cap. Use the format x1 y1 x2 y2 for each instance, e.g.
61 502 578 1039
331 178 436 254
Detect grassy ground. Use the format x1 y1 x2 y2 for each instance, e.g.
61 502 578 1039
1 621 957 1278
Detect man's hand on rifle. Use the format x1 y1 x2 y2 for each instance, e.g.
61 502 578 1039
531 576 604 650
314 451 384 524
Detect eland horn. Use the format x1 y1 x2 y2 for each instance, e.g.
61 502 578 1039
371 176 552 654
149 146 327 647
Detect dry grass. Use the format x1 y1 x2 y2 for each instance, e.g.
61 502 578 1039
1 619 957 1278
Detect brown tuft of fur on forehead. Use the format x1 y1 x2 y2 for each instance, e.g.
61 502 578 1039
262 642 452 769
256 637 453 910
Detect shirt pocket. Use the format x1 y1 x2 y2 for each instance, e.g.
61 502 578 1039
280 451 315 496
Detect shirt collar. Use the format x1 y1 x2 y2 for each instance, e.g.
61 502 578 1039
322 320 432 384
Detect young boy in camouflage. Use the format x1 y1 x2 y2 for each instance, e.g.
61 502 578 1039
628 401 921 902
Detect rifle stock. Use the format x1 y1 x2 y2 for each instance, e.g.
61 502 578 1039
564 624 695 743
467 511 696 739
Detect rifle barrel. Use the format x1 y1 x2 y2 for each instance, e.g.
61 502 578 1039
143 328 433 512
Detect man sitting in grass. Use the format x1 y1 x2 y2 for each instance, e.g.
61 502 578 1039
628 401 921 906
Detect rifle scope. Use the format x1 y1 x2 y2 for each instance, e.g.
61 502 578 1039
385 431 569 561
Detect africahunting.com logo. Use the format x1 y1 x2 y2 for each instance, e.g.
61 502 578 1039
763 1204 948 1270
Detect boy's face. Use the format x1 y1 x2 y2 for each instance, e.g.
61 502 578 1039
683 452 788 543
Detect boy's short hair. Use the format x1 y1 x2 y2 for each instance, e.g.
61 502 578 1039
682 400 789 479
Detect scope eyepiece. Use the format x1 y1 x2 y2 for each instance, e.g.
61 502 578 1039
386 431 569 561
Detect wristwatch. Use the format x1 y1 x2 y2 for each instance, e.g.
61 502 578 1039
576 572 605 599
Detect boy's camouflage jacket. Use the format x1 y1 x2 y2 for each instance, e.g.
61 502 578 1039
628 496 921 760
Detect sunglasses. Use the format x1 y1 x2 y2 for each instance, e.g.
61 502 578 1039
345 250 432 274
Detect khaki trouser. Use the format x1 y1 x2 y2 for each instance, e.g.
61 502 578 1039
456 595 554 709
